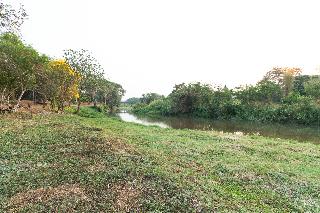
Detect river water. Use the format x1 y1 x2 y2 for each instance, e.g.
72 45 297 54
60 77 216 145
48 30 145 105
117 112 320 144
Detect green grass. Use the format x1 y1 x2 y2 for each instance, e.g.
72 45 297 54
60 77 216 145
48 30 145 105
1 107 320 212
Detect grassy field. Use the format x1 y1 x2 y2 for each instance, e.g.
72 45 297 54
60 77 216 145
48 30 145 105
1 107 320 212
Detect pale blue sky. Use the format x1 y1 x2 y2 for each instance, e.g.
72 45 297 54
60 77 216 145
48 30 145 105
7 0 320 99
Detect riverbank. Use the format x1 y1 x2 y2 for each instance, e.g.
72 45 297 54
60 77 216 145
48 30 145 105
1 107 319 212
117 111 320 144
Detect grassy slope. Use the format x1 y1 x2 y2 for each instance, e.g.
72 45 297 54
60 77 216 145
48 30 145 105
0 107 319 212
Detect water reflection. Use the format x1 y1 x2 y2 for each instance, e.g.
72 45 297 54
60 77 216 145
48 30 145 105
117 113 169 128
117 112 320 144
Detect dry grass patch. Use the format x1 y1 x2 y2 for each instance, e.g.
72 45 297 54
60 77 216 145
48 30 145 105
86 163 106 173
7 184 88 211
112 182 142 212
234 171 263 182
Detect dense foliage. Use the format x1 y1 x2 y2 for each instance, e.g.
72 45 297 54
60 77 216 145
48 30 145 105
0 33 48 111
140 93 164 104
95 79 125 112
132 72 320 125
39 60 81 111
0 2 124 113
125 97 141 105
63 49 125 112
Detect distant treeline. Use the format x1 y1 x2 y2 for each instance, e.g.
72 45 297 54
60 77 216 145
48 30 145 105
129 68 320 125
0 2 124 113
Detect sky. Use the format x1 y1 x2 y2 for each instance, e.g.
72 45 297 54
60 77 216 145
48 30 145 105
6 0 320 100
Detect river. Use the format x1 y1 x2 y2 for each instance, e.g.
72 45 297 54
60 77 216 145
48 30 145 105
117 112 320 144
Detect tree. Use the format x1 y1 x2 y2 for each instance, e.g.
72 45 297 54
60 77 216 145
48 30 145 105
210 86 235 118
293 75 311 95
169 82 213 115
293 75 319 96
304 78 320 100
256 80 282 103
96 79 125 112
0 2 27 34
0 33 47 111
36 59 80 111
0 50 15 107
141 93 164 105
235 85 259 104
63 49 104 112
263 67 302 96
125 97 141 105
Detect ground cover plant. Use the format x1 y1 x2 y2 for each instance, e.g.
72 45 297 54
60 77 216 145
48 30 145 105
1 107 319 212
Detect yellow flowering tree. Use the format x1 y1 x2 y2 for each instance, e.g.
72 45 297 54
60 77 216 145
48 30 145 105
38 59 80 111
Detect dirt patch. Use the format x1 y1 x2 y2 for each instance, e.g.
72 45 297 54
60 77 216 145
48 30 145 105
7 184 88 211
86 163 106 173
1 100 54 116
54 134 137 162
17 100 51 114
86 136 137 155
109 138 135 154
234 171 262 182
81 126 103 132
112 182 142 212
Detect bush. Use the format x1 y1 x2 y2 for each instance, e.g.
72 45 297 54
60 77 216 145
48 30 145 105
77 106 104 118
277 96 320 124
132 99 172 116
132 103 148 113
97 105 110 114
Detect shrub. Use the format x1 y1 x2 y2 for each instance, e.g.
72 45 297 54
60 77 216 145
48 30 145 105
132 99 172 116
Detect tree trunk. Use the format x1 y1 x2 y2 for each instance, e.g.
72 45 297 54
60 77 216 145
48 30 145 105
76 98 81 113
92 91 97 107
59 102 64 112
1 88 6 105
7 94 11 104
33 90 35 104
13 89 26 112
0 88 6 109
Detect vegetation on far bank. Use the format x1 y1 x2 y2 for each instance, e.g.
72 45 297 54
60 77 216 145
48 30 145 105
1 107 320 212
129 69 320 125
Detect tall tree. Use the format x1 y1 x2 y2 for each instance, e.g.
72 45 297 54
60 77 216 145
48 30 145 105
63 49 104 112
36 59 80 111
141 93 163 105
256 80 282 103
169 82 213 115
96 79 125 112
263 67 302 96
0 33 47 111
